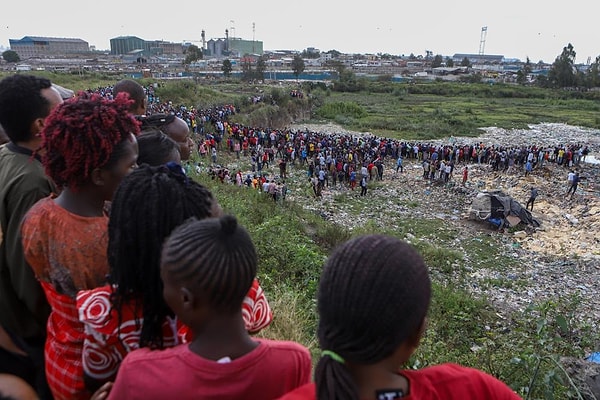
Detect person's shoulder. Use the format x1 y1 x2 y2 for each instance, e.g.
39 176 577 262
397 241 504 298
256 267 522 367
0 148 47 184
403 363 521 399
258 339 311 358
122 344 186 365
22 196 55 221
276 382 315 400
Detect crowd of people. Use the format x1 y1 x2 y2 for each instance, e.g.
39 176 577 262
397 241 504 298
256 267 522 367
190 116 591 204
0 74 561 400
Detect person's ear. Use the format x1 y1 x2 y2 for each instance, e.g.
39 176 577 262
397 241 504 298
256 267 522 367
91 168 106 186
31 117 46 137
180 287 194 311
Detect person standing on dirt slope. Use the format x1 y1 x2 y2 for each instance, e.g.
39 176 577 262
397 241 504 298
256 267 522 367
396 155 403 173
524 160 533 176
567 170 575 191
360 175 368 196
567 171 580 196
526 187 539 211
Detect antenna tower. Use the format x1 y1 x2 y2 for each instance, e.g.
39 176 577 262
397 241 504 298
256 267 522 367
478 26 487 56
252 22 256 53
230 20 236 39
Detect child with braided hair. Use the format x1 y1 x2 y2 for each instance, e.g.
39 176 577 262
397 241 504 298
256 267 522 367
77 164 273 395
280 234 521 400
20 92 140 400
106 215 311 400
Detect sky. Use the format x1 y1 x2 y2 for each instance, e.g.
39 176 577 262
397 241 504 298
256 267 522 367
1 0 597 64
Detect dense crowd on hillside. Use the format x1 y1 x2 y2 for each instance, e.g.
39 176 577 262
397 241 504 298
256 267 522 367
3 75 594 400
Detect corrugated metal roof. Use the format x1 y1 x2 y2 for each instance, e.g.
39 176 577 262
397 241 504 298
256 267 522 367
18 36 88 43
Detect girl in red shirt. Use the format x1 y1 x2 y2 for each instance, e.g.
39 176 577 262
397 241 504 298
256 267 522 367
279 235 521 400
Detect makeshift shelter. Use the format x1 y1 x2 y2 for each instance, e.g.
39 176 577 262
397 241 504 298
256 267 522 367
469 190 540 228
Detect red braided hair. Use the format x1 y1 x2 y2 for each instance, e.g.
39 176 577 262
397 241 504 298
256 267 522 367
41 92 140 190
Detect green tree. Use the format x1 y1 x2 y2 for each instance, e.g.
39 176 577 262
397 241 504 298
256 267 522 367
431 54 443 68
548 43 577 88
460 57 471 67
256 56 267 80
184 44 202 65
301 49 320 59
241 59 254 82
445 57 454 67
517 57 533 85
291 54 305 80
222 59 233 77
2 50 20 63
586 55 600 88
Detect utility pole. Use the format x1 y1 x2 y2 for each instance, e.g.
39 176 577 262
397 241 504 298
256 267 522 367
478 26 487 56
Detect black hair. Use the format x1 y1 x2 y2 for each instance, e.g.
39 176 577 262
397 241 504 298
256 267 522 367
161 214 256 314
0 74 52 142
137 130 180 166
108 164 215 349
137 113 175 131
314 234 431 400
113 79 145 113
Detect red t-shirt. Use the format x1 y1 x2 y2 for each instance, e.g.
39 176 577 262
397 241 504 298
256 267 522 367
277 363 521 400
108 339 311 400
77 279 272 382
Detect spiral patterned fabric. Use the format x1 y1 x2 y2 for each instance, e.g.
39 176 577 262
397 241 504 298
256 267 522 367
77 285 186 381
243 279 273 333
77 278 272 381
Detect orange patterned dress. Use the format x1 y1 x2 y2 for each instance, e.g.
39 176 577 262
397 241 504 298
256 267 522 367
22 197 109 400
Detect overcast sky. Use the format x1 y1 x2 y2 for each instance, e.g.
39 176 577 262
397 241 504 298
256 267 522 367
1 0 597 64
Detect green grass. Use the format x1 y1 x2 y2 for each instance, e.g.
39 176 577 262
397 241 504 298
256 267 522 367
313 83 600 139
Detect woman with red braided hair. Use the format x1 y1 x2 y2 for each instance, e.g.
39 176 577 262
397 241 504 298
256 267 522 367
20 93 139 400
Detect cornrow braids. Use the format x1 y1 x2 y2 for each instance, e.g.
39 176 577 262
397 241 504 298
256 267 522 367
161 214 256 315
314 234 431 400
40 92 140 190
137 113 175 131
137 130 180 166
0 74 52 142
108 164 215 349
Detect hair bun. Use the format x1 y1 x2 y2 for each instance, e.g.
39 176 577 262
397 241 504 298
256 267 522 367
220 214 238 235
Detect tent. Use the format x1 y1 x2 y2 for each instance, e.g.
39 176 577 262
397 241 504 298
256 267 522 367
469 190 540 228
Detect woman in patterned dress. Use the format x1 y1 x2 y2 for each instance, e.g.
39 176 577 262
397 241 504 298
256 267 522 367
77 164 273 393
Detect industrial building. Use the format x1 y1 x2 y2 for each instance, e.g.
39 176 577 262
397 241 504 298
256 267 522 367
9 36 89 59
205 29 263 58
109 36 184 56
452 53 504 64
